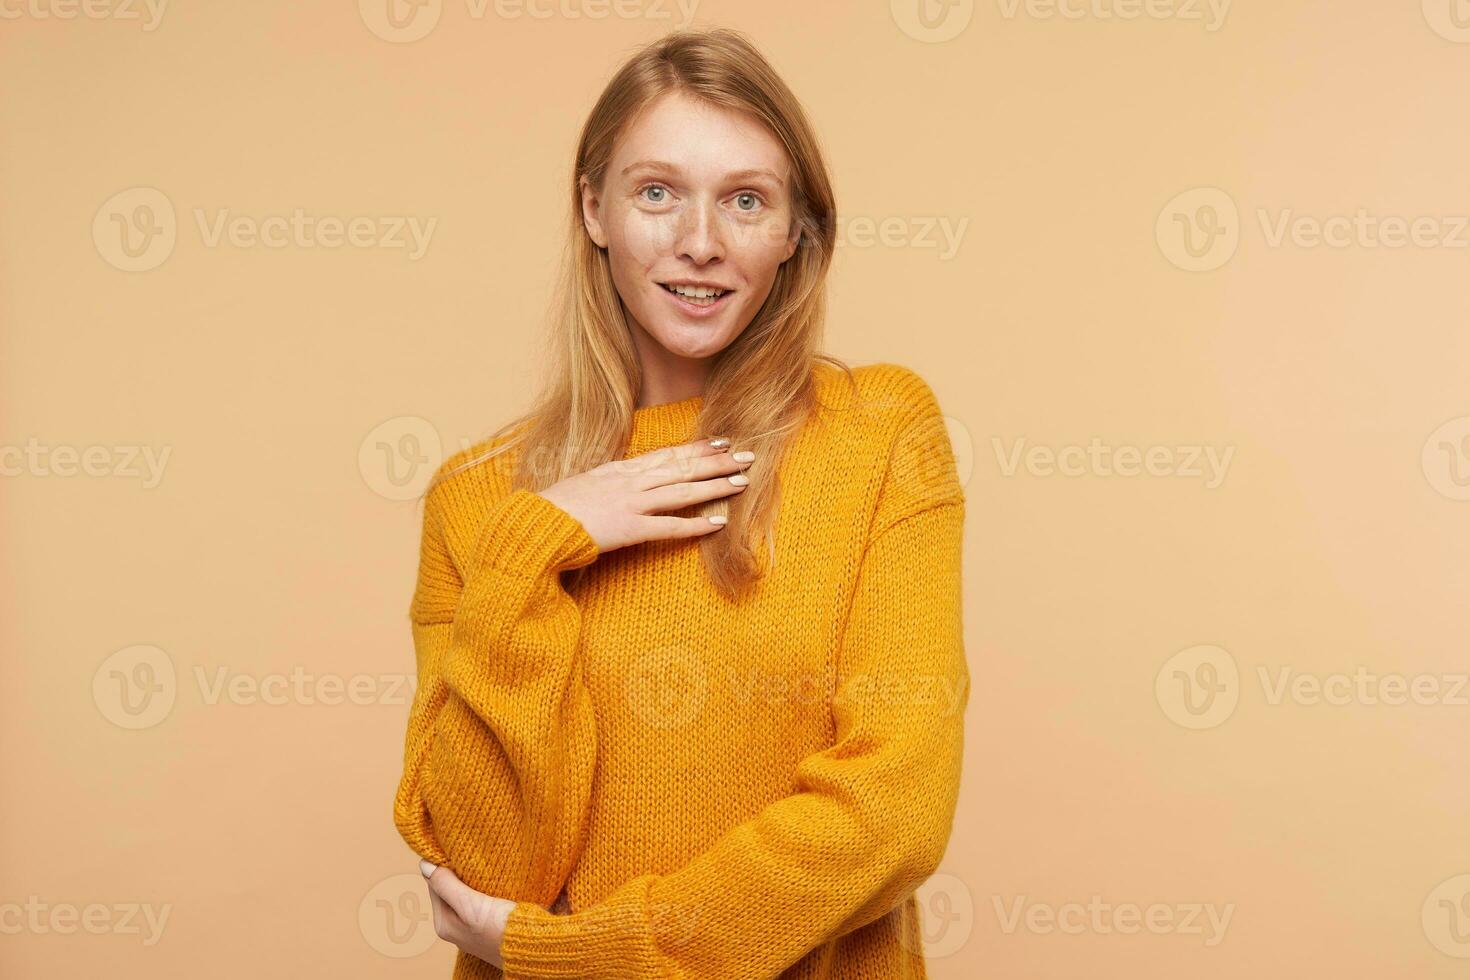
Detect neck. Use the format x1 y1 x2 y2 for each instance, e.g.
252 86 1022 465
629 318 712 408
626 391 706 457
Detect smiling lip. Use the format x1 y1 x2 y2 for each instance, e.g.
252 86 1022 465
658 281 734 318
659 279 733 291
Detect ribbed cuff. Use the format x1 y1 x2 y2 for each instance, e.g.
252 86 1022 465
469 488 601 579
499 877 666 979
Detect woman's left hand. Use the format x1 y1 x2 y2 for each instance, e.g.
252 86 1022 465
419 860 517 969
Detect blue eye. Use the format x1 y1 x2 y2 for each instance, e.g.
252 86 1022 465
735 193 761 211
640 185 668 203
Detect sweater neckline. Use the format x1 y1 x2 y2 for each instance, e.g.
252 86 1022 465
627 392 705 457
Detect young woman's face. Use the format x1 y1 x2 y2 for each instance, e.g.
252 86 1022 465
581 90 801 363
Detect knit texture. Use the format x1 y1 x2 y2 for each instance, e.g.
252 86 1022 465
393 361 969 979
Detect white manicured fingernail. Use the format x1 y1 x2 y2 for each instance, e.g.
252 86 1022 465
708 515 728 525
420 859 437 877
709 437 730 448
732 450 754 463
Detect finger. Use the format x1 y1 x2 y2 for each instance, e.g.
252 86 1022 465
630 437 729 476
639 436 731 461
604 437 723 485
639 470 749 514
640 513 730 539
424 865 482 926
635 444 753 491
426 880 466 943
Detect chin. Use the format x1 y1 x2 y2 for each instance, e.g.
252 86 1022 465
656 336 732 359
646 323 735 358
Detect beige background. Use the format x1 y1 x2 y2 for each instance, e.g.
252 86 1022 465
4 1 1469 977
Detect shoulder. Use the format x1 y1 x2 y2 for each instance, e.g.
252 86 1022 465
813 361 964 532
813 360 951 451
855 361 945 412
418 424 528 562
815 360 944 419
408 422 534 620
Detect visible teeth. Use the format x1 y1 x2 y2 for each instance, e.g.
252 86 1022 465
665 283 725 299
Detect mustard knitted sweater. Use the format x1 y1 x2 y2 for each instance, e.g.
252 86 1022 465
393 361 970 979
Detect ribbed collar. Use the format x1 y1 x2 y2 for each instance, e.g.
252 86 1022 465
625 393 705 457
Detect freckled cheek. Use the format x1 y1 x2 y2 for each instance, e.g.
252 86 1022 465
728 217 793 283
612 209 679 264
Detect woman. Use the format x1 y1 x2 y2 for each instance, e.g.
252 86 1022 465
392 26 969 979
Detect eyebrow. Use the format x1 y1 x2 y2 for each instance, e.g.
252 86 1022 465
620 160 785 189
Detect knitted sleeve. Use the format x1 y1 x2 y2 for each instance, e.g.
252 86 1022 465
392 481 602 910
497 381 970 980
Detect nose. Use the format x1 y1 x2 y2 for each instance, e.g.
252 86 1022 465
673 196 726 266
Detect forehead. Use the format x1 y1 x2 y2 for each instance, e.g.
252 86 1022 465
610 91 791 183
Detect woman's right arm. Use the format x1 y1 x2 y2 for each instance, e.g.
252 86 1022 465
394 435 752 909
393 480 603 910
